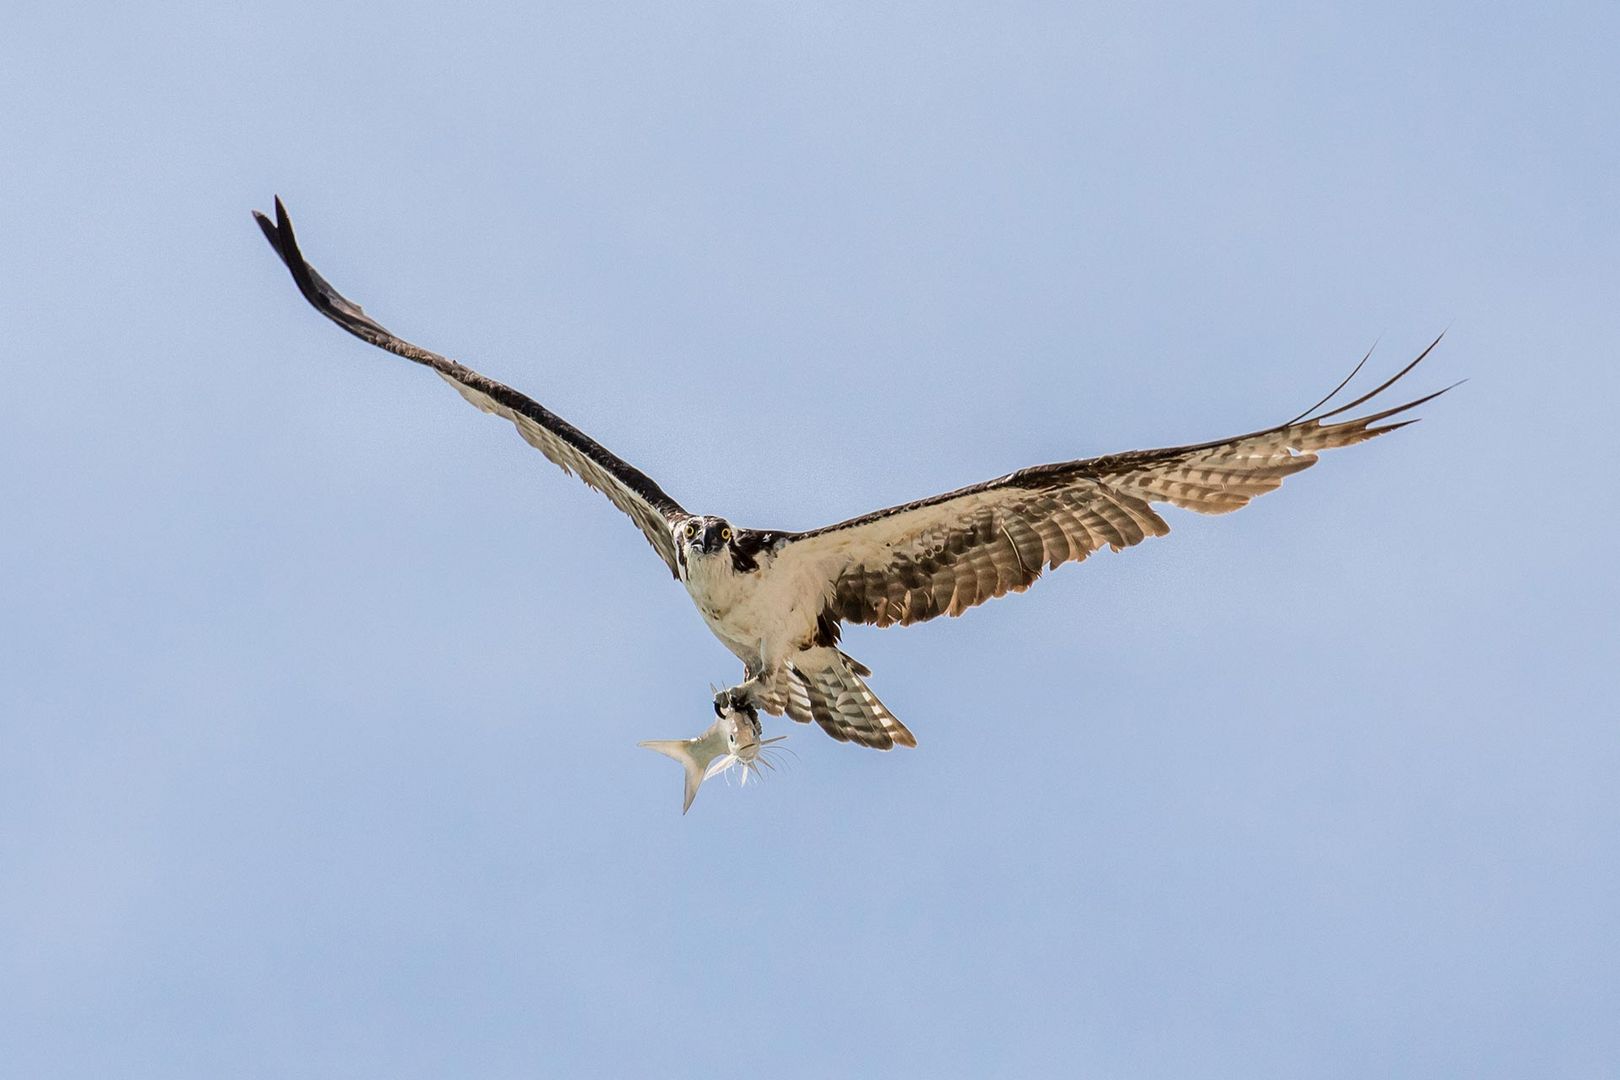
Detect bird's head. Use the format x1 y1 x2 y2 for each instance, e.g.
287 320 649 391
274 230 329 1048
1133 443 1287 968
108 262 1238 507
679 515 734 557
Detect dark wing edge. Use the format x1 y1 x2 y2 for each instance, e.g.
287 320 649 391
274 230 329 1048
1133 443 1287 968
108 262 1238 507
777 339 1457 628
253 197 689 576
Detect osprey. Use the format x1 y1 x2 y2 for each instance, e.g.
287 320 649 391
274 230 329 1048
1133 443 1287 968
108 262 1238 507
254 198 1451 751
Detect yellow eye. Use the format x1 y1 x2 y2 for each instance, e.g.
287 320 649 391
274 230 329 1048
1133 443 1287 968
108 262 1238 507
684 523 698 539
721 527 732 541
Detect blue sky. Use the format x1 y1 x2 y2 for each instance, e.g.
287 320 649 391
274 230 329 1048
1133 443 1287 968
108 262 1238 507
2 2 1616 1077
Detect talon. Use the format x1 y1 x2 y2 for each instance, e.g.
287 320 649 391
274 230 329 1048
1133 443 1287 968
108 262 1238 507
714 681 757 714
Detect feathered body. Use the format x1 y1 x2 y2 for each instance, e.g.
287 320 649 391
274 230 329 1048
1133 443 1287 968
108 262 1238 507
675 516 914 748
253 197 1453 760
675 518 798 666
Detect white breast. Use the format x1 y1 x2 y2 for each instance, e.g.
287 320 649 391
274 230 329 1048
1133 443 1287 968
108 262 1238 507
681 549 819 668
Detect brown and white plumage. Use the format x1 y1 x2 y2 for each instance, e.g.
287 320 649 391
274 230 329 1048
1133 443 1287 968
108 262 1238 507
254 197 1453 759
254 198 689 575
751 647 917 750
773 342 1451 630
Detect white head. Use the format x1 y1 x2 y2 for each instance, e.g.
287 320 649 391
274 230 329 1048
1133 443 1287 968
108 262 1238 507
678 515 735 558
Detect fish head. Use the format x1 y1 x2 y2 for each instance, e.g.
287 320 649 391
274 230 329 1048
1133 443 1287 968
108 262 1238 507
719 702 763 760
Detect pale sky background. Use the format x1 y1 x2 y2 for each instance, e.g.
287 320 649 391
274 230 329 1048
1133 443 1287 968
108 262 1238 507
2 2 1616 1077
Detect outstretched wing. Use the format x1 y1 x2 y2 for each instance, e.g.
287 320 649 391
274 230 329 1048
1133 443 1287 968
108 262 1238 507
253 197 689 576
776 342 1454 628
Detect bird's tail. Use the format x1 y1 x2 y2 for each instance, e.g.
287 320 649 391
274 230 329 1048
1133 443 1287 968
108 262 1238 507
760 648 916 750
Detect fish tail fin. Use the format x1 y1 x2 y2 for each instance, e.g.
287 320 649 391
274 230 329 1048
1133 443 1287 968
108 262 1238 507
638 739 708 814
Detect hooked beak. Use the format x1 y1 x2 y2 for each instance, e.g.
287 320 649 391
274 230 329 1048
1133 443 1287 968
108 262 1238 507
698 524 724 554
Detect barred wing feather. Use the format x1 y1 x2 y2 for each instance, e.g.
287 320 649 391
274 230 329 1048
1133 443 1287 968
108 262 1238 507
253 198 689 576
779 342 1452 629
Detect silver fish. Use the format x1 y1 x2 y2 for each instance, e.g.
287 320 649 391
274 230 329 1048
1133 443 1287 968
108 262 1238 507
640 699 787 813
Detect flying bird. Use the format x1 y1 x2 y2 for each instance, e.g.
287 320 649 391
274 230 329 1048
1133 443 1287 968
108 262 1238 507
254 198 1451 753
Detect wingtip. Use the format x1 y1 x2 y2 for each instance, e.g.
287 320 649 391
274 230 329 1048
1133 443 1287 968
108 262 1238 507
251 208 273 239
273 197 301 255
251 195 291 233
1289 343 1376 425
1310 333 1449 424
256 195 324 303
252 203 287 264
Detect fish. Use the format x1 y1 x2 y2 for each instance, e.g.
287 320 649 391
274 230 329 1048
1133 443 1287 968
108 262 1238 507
639 698 788 813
